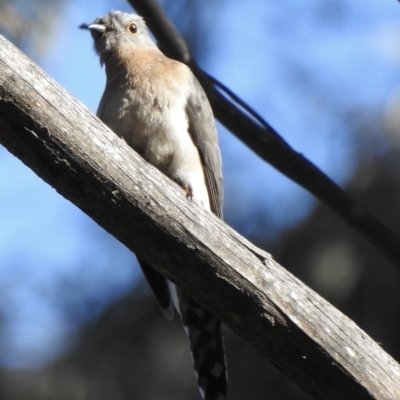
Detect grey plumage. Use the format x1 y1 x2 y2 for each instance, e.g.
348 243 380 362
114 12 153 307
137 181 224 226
82 11 226 400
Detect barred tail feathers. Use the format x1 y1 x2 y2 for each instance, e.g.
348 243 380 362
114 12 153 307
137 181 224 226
180 294 228 400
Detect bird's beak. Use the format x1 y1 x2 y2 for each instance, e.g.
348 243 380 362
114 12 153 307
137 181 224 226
79 23 106 33
88 23 107 33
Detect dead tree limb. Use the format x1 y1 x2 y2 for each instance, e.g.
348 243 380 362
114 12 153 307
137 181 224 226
0 35 399 400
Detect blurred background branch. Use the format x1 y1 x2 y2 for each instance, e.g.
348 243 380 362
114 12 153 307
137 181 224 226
129 0 400 270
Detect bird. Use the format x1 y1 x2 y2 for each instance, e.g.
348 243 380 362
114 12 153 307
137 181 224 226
81 11 227 400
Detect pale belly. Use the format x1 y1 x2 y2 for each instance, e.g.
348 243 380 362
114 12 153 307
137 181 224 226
98 89 210 209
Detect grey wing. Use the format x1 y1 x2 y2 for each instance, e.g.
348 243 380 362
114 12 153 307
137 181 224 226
138 259 174 321
186 76 223 218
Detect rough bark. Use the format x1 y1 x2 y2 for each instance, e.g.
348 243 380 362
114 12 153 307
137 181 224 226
0 35 399 400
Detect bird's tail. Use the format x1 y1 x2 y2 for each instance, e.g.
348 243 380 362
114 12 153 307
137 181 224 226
179 294 228 400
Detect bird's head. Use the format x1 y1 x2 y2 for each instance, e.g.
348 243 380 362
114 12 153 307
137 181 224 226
80 11 158 65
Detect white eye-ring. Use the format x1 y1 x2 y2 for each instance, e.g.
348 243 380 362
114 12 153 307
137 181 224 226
127 22 138 35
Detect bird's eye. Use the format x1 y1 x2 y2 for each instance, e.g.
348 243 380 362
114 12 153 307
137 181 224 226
127 22 138 35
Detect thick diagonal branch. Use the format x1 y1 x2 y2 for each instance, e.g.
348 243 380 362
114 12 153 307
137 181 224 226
0 35 399 400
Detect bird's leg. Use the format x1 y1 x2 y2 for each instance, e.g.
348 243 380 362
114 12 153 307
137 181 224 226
182 184 193 202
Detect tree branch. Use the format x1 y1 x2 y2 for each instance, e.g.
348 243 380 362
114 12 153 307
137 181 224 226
0 34 399 400
128 0 400 270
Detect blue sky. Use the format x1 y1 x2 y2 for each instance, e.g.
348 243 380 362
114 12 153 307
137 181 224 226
1 0 400 367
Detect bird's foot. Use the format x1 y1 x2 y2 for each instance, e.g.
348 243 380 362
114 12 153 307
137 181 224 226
183 185 193 202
